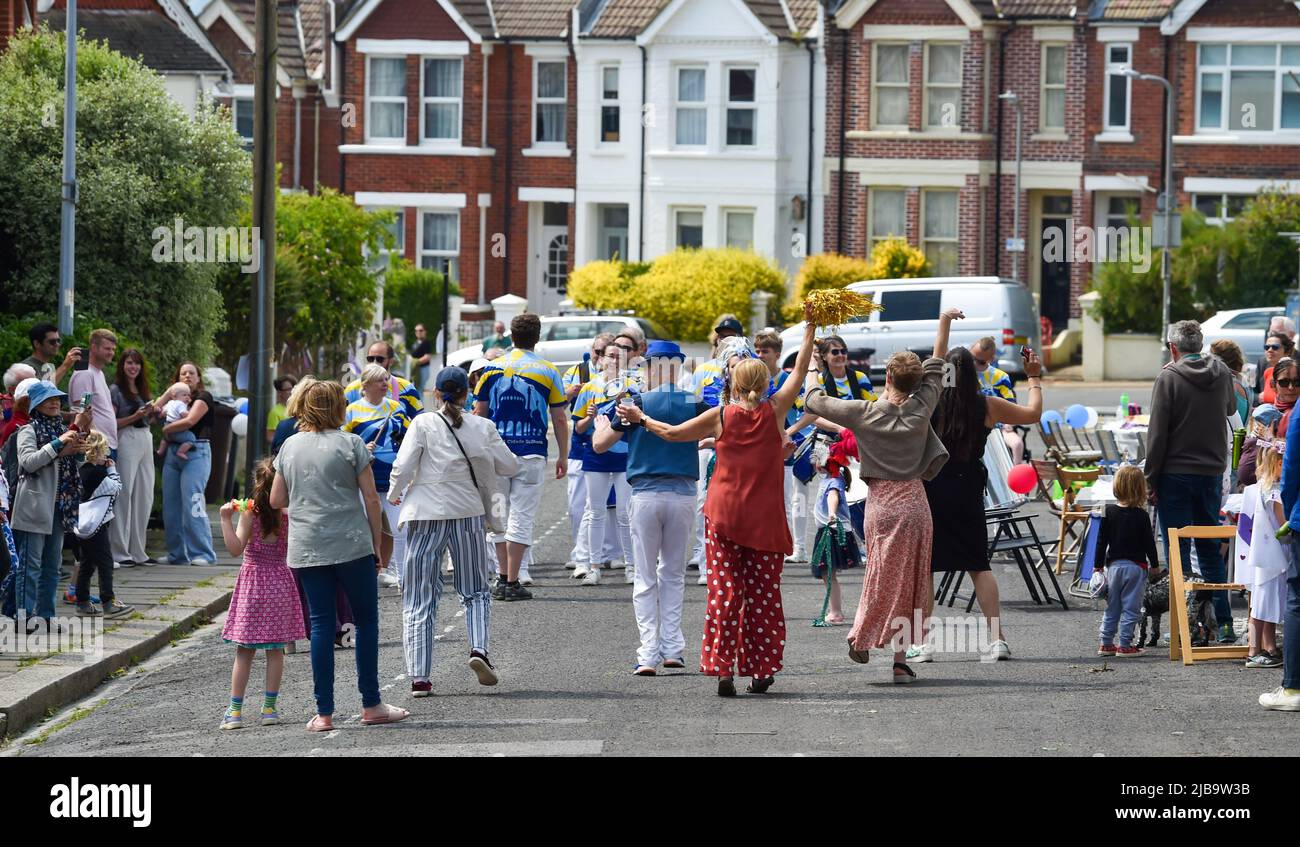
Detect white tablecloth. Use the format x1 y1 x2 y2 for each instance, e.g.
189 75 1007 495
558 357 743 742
1102 420 1147 460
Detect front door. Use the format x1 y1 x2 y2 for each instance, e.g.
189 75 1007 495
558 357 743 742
534 202 569 316
1038 195 1072 338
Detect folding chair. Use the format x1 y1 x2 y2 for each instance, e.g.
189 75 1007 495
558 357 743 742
1069 509 1104 599
1035 460 1099 574
1167 525 1249 665
1048 421 1102 464
1095 428 1123 471
1134 429 1148 462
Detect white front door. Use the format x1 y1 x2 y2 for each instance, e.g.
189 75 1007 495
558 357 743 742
533 202 570 315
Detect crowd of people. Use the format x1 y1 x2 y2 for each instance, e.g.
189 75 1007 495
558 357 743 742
5 303 1296 729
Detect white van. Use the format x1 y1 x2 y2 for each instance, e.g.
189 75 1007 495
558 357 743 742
779 277 1041 381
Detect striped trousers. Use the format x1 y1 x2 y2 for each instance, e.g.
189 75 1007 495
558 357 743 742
402 516 491 683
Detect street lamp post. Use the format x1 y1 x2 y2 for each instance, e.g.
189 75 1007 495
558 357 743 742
1123 68 1175 364
998 91 1023 281
57 0 78 337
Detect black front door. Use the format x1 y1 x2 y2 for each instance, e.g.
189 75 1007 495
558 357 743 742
1039 196 1072 337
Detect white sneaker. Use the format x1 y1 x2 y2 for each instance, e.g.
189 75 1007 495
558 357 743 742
624 565 635 584
608 559 626 569
565 560 580 570
379 572 401 588
518 569 534 586
1259 686 1300 711
785 550 809 564
573 564 590 579
904 643 934 663
982 640 1011 662
581 569 602 586
697 572 708 585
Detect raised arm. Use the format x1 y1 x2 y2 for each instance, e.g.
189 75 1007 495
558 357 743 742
932 307 964 360
986 349 1043 427
621 403 721 443
773 306 818 420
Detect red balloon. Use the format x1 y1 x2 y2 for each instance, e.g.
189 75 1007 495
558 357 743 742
1007 463 1038 495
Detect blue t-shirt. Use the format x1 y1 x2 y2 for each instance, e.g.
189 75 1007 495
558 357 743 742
475 349 567 458
816 474 852 526
572 376 629 473
611 389 710 495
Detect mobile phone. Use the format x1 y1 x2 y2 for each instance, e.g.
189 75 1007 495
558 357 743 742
73 347 89 371
1020 346 1031 361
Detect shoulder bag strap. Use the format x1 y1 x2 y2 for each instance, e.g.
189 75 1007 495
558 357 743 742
435 411 480 490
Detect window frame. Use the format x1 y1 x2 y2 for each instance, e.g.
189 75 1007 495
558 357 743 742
232 97 254 149
419 56 463 144
920 188 959 276
1040 42 1068 132
871 42 911 130
674 65 708 147
868 187 907 254
1196 43 1300 134
365 207 405 271
724 65 758 147
723 208 755 250
596 203 630 261
1103 44 1132 132
673 207 705 249
599 64 621 145
365 55 408 144
532 58 568 147
418 209 460 283
922 42 963 132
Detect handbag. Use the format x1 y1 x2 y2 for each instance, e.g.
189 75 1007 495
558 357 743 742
791 431 823 485
435 413 505 534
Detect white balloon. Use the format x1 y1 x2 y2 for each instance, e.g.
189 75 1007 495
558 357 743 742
230 413 248 438
1084 406 1099 429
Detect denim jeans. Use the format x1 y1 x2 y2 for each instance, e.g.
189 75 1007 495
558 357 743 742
1285 540 1300 689
1099 560 1147 648
161 441 216 564
11 523 65 620
297 556 381 716
1156 473 1232 628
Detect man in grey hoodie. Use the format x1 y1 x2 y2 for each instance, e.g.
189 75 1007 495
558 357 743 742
1145 319 1238 641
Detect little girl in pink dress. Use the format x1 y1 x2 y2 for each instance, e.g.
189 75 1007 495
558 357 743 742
218 457 306 730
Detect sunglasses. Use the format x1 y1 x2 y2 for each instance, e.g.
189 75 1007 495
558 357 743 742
593 347 607 356
827 348 847 356
1266 344 1284 351
1276 378 1298 389
366 355 387 363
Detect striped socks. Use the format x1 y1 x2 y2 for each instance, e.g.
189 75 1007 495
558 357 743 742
263 691 278 714
227 696 243 718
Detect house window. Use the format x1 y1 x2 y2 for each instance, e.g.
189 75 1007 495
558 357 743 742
600 66 620 143
368 208 404 271
724 209 755 249
366 56 406 142
535 60 567 144
420 211 459 282
421 58 462 142
869 189 906 252
233 98 254 148
1193 193 1252 225
726 67 757 146
872 43 910 128
675 209 704 248
1198 43 1300 132
921 189 958 276
924 44 961 130
675 67 707 146
1099 196 1139 261
597 204 629 260
1040 44 1067 131
1104 44 1131 131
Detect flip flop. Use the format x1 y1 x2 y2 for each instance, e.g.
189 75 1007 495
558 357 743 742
305 715 333 733
361 704 410 726
847 639 870 664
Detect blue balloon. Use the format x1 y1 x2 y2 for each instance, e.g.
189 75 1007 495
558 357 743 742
1065 403 1089 428
237 398 249 415
1040 409 1063 433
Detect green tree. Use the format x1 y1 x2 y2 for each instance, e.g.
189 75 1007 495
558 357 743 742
0 28 249 381
382 259 461 348
1094 210 1202 334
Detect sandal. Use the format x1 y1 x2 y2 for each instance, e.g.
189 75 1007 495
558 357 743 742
305 715 334 732
361 704 411 726
847 639 870 664
633 664 657 676
747 676 774 694
662 657 686 669
892 662 917 684
717 676 736 697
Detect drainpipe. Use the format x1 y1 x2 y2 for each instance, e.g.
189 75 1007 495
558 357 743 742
835 26 847 252
293 88 302 189
339 44 346 199
806 41 816 258
639 44 647 261
313 96 320 191
504 42 514 300
993 24 1010 278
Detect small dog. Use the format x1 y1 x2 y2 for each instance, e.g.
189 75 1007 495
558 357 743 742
1138 568 1170 647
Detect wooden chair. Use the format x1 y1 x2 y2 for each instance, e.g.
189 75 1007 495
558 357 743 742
1048 421 1102 464
1037 461 1100 574
1167 525 1249 665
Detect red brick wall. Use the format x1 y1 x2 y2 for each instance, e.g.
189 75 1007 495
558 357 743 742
207 17 253 83
354 0 468 40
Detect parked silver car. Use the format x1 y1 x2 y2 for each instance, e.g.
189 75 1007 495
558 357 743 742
779 277 1041 380
1199 306 1285 367
447 312 666 371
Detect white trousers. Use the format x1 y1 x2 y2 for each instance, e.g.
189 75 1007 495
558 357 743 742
630 491 694 666
584 471 633 566
783 465 811 557
689 448 714 565
110 425 155 563
568 460 625 565
381 496 406 578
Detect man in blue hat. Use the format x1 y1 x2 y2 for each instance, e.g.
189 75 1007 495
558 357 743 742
594 341 708 675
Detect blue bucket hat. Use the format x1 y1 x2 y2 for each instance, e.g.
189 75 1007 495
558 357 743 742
1252 403 1283 429
645 340 685 361
26 380 66 411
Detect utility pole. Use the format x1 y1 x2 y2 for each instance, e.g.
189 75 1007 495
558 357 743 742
247 0 277 483
57 0 78 337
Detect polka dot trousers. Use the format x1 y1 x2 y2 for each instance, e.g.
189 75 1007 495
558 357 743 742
700 519 786 679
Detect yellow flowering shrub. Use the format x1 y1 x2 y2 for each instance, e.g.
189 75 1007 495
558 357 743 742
568 249 786 341
868 237 932 279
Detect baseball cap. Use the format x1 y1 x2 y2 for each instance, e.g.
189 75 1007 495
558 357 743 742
468 357 490 375
435 366 469 392
13 377 39 402
714 317 743 336
645 340 685 361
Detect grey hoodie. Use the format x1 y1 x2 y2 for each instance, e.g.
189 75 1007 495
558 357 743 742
1144 353 1236 488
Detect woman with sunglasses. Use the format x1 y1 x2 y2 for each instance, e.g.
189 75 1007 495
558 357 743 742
1271 358 1299 438
1258 334 1295 405
344 364 413 588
